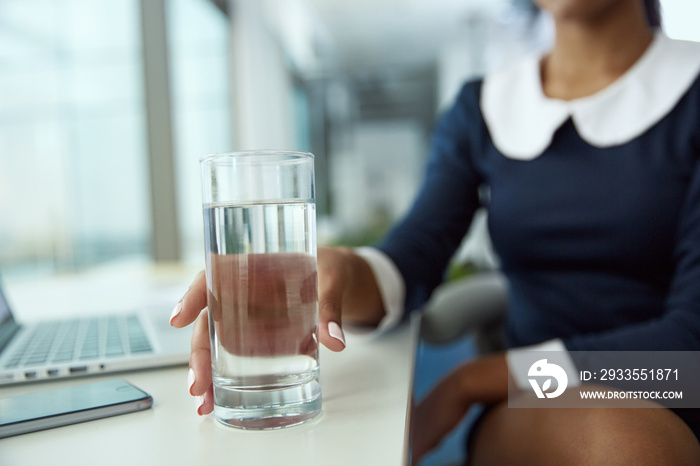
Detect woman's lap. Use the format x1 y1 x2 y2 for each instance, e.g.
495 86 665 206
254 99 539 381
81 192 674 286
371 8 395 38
465 403 700 466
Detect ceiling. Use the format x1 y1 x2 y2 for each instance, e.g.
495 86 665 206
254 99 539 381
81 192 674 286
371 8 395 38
307 0 507 74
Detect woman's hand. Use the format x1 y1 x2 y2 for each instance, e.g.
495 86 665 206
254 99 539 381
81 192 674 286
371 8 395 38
410 353 509 465
168 246 386 415
168 270 213 415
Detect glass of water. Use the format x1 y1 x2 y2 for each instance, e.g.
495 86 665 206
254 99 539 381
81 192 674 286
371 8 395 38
199 150 321 429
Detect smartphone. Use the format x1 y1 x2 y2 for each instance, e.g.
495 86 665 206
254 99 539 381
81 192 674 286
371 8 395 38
0 379 153 439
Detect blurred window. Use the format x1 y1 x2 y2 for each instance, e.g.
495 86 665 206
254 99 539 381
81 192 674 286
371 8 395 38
168 0 231 262
0 0 148 276
0 0 232 277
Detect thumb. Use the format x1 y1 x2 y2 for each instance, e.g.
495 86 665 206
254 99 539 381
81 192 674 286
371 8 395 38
317 268 347 352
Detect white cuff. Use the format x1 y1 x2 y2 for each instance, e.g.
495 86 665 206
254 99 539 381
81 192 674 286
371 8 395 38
506 339 581 390
345 247 405 336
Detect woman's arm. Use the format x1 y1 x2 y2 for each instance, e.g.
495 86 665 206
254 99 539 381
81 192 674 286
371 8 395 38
564 157 700 352
378 81 486 314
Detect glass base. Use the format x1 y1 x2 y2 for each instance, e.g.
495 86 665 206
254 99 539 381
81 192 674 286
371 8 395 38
213 378 322 430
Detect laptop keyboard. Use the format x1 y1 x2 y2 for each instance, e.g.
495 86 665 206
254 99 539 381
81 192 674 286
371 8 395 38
3 315 153 369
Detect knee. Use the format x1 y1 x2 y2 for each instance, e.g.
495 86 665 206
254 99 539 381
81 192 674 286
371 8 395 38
471 405 700 466
582 408 700 466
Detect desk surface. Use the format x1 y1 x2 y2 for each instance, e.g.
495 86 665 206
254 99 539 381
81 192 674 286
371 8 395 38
0 263 416 466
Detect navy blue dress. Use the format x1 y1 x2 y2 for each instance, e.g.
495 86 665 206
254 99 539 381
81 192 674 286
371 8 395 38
377 75 700 436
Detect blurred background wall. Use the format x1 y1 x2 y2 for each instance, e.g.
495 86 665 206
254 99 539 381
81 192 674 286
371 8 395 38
0 0 698 279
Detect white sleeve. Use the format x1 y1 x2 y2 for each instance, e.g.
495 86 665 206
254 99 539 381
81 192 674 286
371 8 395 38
506 339 581 389
344 246 405 336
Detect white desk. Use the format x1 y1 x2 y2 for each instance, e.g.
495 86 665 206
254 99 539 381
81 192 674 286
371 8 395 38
0 263 416 466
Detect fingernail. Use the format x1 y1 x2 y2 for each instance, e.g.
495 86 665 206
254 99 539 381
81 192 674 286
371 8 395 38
187 368 196 394
169 301 183 325
196 396 205 415
328 321 346 347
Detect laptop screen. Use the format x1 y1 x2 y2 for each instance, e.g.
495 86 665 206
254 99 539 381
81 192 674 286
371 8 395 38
0 286 10 324
0 280 18 351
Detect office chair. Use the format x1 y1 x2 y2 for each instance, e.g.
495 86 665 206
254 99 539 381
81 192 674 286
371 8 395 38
420 271 508 354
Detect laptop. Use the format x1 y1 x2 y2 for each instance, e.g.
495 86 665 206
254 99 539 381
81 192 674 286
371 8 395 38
0 277 192 385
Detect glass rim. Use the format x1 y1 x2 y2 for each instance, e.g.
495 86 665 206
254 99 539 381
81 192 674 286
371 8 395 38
199 150 314 164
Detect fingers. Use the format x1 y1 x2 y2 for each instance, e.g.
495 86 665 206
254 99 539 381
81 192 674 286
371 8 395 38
170 270 207 328
188 308 214 415
171 271 214 416
189 308 212 395
195 385 215 416
317 248 347 352
318 302 347 352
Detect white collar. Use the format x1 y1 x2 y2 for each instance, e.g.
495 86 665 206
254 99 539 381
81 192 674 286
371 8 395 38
481 32 700 160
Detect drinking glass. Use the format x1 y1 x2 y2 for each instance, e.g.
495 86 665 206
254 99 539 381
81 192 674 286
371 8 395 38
200 150 321 429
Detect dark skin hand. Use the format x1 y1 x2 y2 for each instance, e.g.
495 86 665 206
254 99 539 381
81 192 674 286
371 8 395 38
410 354 509 465
169 246 386 414
170 245 510 463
